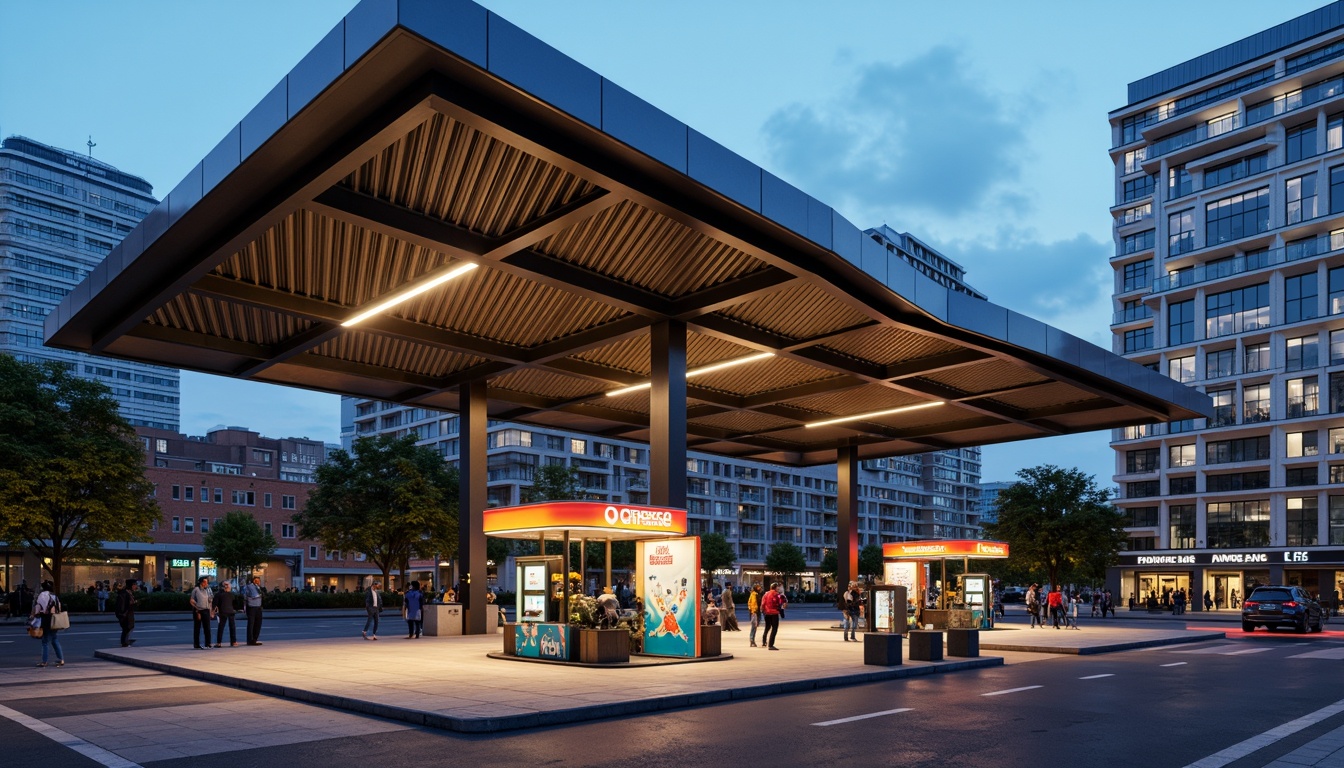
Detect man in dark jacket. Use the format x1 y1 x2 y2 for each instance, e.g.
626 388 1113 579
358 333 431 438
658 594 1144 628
362 581 382 640
115 580 139 647
214 581 239 647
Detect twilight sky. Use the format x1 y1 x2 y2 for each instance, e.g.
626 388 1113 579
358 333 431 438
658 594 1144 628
0 1 1324 486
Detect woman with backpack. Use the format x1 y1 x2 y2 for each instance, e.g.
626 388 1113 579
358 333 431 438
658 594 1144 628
30 581 65 667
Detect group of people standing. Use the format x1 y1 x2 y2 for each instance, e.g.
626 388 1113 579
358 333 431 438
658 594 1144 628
1024 583 1088 630
186 576 265 649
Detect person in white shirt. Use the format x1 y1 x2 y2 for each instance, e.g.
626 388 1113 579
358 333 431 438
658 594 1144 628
31 581 65 667
363 581 383 640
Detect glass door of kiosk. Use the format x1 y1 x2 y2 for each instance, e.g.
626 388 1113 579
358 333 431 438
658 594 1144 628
515 556 562 622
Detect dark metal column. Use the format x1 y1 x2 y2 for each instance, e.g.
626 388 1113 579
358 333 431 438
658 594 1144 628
837 446 859 589
649 321 687 509
459 380 488 634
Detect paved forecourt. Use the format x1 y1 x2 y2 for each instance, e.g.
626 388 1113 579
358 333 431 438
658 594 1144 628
94 619 1223 734
976 624 1224 655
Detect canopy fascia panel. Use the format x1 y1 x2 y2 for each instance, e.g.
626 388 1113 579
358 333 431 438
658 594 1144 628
45 0 1209 466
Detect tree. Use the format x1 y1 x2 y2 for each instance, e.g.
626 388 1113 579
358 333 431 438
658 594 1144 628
294 434 458 590
984 465 1127 590
203 511 277 582
699 532 736 585
0 356 158 592
858 544 884 583
765 541 807 589
819 549 837 580
522 463 584 503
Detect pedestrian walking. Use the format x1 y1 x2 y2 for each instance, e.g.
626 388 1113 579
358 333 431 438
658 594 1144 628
1026 584 1042 628
720 582 739 631
363 580 383 640
190 577 214 649
404 580 424 638
115 579 139 647
243 576 264 645
762 582 786 650
747 583 764 647
839 581 862 641
213 581 239 647
96 582 109 613
1068 593 1081 630
1204 589 1214 612
1047 584 1064 629
30 581 65 667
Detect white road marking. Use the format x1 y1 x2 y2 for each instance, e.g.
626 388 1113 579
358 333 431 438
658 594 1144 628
1160 662 1187 667
1184 699 1344 768
0 702 142 768
1223 648 1273 655
1079 674 1114 680
812 707 912 726
1288 647 1344 659
981 686 1042 697
1173 643 1244 654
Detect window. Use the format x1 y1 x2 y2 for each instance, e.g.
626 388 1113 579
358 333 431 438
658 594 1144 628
1287 377 1320 419
264 493 272 508
1123 147 1147 173
1287 122 1319 163
1287 335 1319 371
1288 430 1320 457
1206 500 1271 548
1206 436 1270 463
1205 188 1269 245
1170 444 1196 467
184 517 194 534
263 522 272 535
282 524 295 539
1120 230 1155 255
282 495 296 510
1126 448 1159 473
184 486 194 502
172 517 180 533
252 449 272 464
489 429 532 449
231 490 255 506
1332 372 1344 413
1126 481 1160 498
1243 384 1270 423
1209 389 1236 427
200 486 209 503
171 484 180 501
1206 283 1269 337
1331 266 1344 314
213 488 223 504
1240 343 1268 375
1207 472 1270 492
1125 536 1158 551
1287 174 1319 224
1168 355 1195 383
1206 348 1234 379
200 518 209 534
1168 210 1195 255
1287 467 1319 487
1204 151 1268 188
1122 260 1153 292
1168 166 1192 200
570 438 587 455
1170 505 1196 548
1333 166 1344 215
1122 174 1155 202
1168 300 1194 345
1123 327 1153 353
1285 273 1320 323
1287 497 1319 546
1170 476 1196 495
309 546 318 559
1126 507 1159 527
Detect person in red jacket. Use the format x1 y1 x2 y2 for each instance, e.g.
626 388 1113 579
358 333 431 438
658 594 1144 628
1047 585 1064 629
762 582 787 650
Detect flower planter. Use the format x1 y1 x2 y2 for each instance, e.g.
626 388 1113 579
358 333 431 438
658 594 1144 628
578 628 630 664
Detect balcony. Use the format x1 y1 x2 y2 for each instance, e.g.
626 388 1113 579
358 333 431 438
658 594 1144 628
1153 231 1343 293
773 512 803 527
1146 112 1242 160
1112 305 1154 325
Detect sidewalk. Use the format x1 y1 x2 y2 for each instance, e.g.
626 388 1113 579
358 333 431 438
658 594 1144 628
94 619 1223 734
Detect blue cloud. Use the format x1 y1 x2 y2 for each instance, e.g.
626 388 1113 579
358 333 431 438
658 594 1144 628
763 46 1029 217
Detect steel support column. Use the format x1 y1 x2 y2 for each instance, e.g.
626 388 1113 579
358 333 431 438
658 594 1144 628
459 380 488 634
649 321 687 509
837 446 859 589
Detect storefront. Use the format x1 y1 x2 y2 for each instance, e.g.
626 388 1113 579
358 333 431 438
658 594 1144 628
1112 548 1344 612
883 539 1009 628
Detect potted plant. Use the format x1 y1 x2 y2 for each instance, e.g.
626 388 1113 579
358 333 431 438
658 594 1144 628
569 594 630 664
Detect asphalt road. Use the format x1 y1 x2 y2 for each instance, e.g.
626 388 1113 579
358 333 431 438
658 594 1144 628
6 617 1344 768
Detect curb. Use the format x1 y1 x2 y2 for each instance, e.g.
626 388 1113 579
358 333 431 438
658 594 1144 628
981 631 1225 655
93 650 1002 734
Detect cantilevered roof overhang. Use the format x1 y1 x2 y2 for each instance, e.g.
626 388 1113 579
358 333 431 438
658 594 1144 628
46 0 1209 466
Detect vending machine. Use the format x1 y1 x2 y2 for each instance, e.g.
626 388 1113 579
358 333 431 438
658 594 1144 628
960 573 992 628
515 555 562 623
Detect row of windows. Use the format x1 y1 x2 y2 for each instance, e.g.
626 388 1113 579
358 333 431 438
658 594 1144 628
171 517 298 539
169 484 295 509
1127 496 1344 549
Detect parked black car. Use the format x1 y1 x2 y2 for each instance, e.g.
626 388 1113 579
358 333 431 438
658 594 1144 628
1242 585 1325 633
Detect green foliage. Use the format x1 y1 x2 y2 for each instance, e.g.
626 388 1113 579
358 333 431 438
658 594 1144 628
858 544 884 579
0 356 159 592
203 511 278 579
699 532 736 575
983 465 1126 589
765 541 807 580
522 463 584 503
819 548 837 578
294 434 458 589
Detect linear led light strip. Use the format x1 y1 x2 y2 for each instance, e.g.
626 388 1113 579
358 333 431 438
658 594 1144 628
804 400 944 428
605 352 775 397
341 262 479 327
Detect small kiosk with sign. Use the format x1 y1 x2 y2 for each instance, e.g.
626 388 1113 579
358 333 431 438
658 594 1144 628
883 540 1009 630
862 584 908 667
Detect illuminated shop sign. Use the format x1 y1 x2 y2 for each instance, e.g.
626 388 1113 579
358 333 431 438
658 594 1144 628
1119 549 1344 566
883 539 1010 559
483 502 687 537
169 559 194 568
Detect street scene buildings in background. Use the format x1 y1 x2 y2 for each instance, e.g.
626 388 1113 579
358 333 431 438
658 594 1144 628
1110 1 1344 609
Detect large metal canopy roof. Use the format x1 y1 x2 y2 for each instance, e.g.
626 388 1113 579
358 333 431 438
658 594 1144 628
46 0 1208 466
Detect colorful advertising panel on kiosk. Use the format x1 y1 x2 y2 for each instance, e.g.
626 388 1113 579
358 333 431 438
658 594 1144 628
636 536 701 658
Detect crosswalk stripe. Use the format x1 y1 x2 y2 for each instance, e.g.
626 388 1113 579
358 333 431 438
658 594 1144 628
1287 647 1344 659
0 702 142 768
982 685 1042 697
1079 674 1114 679
813 708 912 726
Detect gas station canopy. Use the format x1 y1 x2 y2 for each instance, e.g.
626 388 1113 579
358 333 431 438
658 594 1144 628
46 1 1208 466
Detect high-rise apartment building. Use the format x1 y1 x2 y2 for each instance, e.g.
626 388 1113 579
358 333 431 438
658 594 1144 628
1109 2 1344 611
0 136 179 429
343 226 985 587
